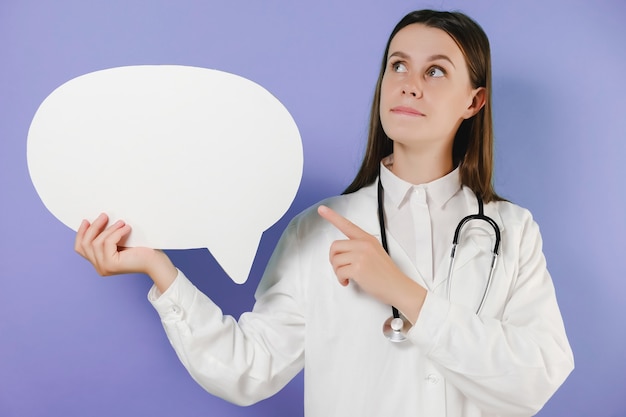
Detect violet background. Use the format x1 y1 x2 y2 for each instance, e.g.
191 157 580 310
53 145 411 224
1 1 625 416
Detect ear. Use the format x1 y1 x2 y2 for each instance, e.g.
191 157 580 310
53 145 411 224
462 87 486 119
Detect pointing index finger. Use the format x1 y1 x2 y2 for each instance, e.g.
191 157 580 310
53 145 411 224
318 205 368 239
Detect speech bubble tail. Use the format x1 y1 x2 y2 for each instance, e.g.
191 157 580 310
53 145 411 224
207 232 263 285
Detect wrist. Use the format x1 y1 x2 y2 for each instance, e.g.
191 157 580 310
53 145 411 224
145 250 178 293
393 276 426 325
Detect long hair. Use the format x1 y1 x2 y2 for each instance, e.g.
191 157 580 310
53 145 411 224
343 10 503 203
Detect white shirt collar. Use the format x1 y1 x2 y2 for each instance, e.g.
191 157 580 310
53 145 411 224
379 154 461 209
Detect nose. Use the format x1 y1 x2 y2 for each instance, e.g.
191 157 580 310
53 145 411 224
402 75 422 98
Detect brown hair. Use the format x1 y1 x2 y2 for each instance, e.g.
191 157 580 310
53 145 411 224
343 10 503 203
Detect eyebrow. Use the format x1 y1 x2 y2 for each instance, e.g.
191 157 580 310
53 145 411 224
387 51 457 69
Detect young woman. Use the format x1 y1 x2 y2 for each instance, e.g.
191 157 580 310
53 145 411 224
75 10 574 416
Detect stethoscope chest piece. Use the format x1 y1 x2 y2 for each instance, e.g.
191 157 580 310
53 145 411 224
383 316 411 343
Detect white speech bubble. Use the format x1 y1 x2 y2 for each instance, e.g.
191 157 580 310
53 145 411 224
27 65 303 284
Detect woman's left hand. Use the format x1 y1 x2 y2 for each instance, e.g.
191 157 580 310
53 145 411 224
317 205 426 323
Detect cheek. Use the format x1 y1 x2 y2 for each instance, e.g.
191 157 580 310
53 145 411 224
378 81 392 117
449 80 476 110
379 77 391 103
436 88 472 116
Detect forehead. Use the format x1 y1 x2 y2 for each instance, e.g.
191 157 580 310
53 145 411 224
388 23 464 62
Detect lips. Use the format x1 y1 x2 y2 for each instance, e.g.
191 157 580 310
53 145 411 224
390 106 425 116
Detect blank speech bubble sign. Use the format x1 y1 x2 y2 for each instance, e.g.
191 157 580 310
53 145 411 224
27 65 303 284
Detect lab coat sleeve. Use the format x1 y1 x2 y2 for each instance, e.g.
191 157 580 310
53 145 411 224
407 207 574 416
148 221 305 406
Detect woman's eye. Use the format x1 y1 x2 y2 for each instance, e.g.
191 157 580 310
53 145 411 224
427 66 445 78
392 62 407 73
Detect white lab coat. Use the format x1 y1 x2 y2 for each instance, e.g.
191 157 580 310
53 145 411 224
149 180 574 417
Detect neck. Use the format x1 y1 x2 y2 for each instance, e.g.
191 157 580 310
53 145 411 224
390 142 454 185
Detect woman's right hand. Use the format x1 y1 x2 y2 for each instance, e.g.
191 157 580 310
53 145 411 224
74 213 178 293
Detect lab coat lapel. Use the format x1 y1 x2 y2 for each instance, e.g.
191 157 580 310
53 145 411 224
433 187 505 291
386 232 429 289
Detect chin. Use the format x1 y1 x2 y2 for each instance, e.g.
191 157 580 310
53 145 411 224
385 130 428 145
389 133 448 151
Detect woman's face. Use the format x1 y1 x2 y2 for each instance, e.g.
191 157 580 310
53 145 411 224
379 23 484 151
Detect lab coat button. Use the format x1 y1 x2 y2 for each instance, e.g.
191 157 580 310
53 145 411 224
171 305 181 314
426 374 439 384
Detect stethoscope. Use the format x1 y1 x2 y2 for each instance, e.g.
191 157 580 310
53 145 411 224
377 178 501 343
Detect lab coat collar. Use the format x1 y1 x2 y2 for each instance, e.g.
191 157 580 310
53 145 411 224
379 156 461 210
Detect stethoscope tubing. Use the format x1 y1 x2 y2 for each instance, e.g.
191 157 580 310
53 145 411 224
377 178 501 342
447 196 501 315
